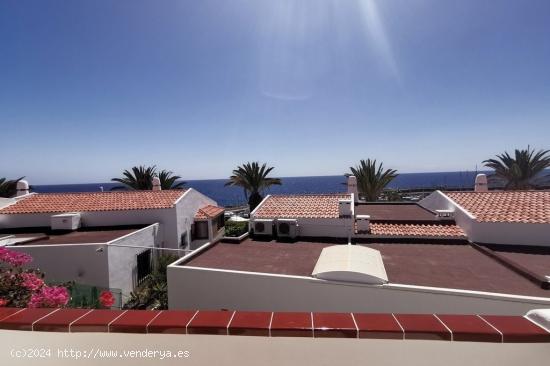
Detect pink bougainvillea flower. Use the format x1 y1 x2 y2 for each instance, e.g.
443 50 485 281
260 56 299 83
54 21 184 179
20 272 44 291
99 290 115 308
28 286 69 308
0 247 32 266
0 298 7 307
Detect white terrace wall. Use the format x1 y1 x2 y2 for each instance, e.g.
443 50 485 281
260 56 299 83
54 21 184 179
419 191 550 246
168 266 550 315
107 224 160 296
9 244 110 289
8 224 160 295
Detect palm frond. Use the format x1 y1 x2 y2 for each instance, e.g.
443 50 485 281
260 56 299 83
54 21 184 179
349 159 398 201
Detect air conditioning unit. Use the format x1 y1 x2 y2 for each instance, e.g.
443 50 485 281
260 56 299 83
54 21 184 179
277 219 299 239
356 215 371 232
338 199 352 217
436 209 454 220
51 212 81 231
252 219 274 236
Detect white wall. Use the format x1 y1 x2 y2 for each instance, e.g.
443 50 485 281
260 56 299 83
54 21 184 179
420 191 550 246
168 266 550 315
8 224 160 295
107 224 160 296
10 244 110 289
295 218 353 238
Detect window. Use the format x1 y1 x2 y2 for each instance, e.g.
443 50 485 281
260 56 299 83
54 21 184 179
192 221 209 240
136 249 152 286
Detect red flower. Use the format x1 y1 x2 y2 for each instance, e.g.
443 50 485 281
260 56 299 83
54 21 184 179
0 298 7 307
99 290 115 308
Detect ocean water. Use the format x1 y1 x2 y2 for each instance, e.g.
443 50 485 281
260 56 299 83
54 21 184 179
32 171 481 207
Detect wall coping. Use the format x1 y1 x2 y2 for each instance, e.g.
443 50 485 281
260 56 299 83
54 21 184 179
1 308 549 343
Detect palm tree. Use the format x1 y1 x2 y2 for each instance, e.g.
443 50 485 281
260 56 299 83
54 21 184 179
157 170 186 190
225 162 282 210
349 159 398 201
112 166 157 190
0 177 24 198
483 147 550 190
112 166 186 190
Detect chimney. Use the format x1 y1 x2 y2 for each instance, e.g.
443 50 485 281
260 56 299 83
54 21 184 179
152 177 161 191
16 180 30 197
474 174 488 192
347 175 358 196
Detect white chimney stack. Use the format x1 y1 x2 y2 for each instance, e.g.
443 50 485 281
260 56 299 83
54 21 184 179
152 177 161 191
16 180 30 197
474 174 488 192
347 175 358 196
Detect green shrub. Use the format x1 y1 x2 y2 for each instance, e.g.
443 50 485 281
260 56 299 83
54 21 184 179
224 221 249 237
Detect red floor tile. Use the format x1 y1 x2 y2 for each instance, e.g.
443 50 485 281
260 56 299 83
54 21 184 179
436 314 501 342
109 310 160 333
480 315 550 343
0 308 58 331
313 313 357 338
70 309 126 332
270 312 313 337
228 311 272 336
147 310 197 334
187 310 234 335
34 309 92 332
0 308 24 322
394 314 451 341
353 313 403 339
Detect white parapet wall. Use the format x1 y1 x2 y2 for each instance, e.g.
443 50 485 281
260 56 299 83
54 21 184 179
168 265 550 315
8 224 160 295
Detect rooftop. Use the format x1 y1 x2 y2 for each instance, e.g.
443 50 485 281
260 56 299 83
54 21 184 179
195 205 225 220
253 194 351 219
445 191 550 224
0 190 188 214
0 225 147 245
183 238 550 298
355 203 437 222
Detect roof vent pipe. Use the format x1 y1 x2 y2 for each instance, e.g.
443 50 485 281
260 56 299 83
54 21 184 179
474 174 488 192
152 177 161 191
16 180 30 197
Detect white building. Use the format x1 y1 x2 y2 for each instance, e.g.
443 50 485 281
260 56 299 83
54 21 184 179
0 188 224 250
168 187 550 314
0 188 225 296
419 190 550 246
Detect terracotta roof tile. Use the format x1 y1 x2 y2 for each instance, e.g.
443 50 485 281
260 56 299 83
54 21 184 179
369 223 466 238
195 205 224 220
0 190 188 214
253 194 351 219
446 191 550 224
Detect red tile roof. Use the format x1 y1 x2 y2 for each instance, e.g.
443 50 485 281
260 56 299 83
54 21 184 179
195 205 224 220
253 194 351 219
446 191 550 224
369 223 465 238
0 191 188 214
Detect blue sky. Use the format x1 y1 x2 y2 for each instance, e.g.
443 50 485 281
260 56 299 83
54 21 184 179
1 0 549 183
